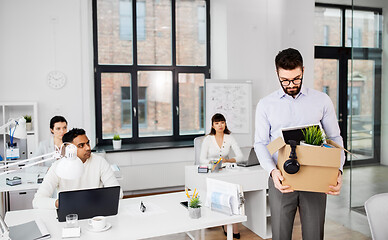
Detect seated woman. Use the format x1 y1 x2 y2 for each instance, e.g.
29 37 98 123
200 113 243 165
199 113 243 239
34 116 68 166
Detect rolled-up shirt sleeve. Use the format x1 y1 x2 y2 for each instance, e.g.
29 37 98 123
254 100 277 174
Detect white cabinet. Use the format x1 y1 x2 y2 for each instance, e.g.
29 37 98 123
0 102 39 161
185 165 272 239
8 189 37 211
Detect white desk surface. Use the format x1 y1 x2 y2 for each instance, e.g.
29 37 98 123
0 166 47 192
185 165 269 192
5 192 247 240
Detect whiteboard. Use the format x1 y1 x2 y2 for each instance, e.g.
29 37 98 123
205 79 252 147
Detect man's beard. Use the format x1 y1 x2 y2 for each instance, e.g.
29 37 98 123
282 84 302 97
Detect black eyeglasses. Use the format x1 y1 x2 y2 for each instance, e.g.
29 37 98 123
279 76 303 86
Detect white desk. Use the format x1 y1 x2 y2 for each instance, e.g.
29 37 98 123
0 167 47 212
185 165 271 239
5 192 247 240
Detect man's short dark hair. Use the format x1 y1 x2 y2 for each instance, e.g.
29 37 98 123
50 116 67 129
62 128 86 143
275 48 303 71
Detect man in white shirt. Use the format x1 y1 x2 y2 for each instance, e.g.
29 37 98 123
254 48 344 240
33 128 123 209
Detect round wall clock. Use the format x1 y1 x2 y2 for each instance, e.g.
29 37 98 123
47 71 66 89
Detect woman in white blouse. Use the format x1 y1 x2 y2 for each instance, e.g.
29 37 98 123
200 113 243 238
34 116 68 165
200 113 243 165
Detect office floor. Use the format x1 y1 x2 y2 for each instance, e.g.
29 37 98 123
144 165 388 240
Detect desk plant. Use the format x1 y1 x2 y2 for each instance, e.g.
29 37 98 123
188 189 201 219
24 115 32 131
112 134 122 150
301 126 325 146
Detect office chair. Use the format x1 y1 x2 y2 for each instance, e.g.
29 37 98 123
365 193 388 240
194 136 205 165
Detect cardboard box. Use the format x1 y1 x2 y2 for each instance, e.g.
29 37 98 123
267 137 342 193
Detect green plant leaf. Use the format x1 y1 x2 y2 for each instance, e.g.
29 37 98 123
189 197 201 208
302 126 324 146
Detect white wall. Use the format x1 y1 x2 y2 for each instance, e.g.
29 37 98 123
212 0 314 104
211 0 315 145
0 0 95 146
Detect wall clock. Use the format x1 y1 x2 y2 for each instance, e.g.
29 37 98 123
47 71 66 89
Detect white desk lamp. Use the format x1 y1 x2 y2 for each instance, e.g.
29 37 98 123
0 117 27 140
0 117 84 179
0 143 84 179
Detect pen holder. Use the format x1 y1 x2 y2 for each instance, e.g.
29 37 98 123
211 160 223 172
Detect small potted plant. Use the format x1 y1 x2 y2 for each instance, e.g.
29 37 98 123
112 134 122 150
188 194 201 219
301 126 325 147
24 115 32 131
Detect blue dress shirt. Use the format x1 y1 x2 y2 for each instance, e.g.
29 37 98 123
254 86 345 174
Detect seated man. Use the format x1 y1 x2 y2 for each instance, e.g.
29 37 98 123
33 128 123 209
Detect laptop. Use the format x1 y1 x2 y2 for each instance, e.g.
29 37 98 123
57 186 120 222
237 148 260 167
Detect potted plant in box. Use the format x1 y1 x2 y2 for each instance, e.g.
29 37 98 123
112 134 122 150
301 126 325 146
188 194 201 219
24 115 32 131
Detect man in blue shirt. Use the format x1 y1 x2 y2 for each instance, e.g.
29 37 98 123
254 48 344 240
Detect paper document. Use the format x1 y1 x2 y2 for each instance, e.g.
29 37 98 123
206 178 244 215
9 219 50 240
210 192 233 215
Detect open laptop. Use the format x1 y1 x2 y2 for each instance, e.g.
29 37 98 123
57 186 120 222
237 148 260 167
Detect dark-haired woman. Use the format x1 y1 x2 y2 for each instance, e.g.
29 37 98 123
200 113 243 165
200 113 243 238
34 116 68 165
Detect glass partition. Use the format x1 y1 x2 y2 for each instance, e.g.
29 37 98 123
349 1 385 217
315 1 385 222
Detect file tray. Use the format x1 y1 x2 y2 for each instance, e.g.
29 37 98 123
6 176 22 186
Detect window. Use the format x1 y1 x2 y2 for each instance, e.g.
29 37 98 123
119 0 146 41
314 3 382 165
94 0 210 144
323 25 329 45
121 86 147 128
121 86 132 128
348 86 361 115
322 85 329 95
197 6 206 43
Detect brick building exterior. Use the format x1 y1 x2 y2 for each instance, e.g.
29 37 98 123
97 0 206 139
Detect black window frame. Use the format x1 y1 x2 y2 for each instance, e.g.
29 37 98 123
93 0 211 145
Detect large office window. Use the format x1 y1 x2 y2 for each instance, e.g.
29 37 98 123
314 3 382 165
94 0 210 144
